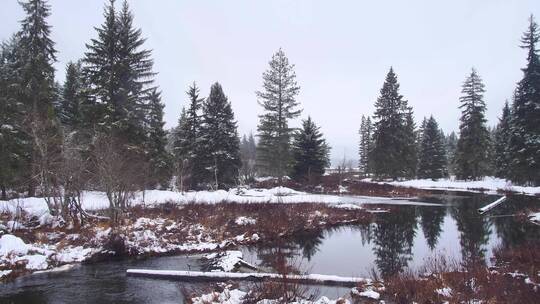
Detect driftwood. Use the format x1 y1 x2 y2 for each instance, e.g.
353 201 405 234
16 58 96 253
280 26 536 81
478 196 507 214
126 269 369 287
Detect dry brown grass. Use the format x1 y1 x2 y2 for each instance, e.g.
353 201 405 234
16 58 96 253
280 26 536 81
381 244 540 304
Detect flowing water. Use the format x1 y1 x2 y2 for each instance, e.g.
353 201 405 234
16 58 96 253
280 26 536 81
1 193 538 303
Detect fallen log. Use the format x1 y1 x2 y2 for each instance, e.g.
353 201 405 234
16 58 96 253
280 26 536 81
126 269 369 287
478 196 507 215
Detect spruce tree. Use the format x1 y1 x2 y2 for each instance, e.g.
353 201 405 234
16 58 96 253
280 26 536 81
145 89 171 188
370 68 412 179
0 38 27 199
116 0 155 148
172 107 190 191
358 115 372 177
291 117 330 182
60 61 85 128
83 0 119 131
418 116 447 179
508 15 540 185
83 0 154 149
172 82 204 188
16 0 59 196
17 0 57 114
199 83 241 188
402 109 418 178
240 132 257 182
454 68 490 180
494 102 512 178
445 131 458 176
256 49 301 182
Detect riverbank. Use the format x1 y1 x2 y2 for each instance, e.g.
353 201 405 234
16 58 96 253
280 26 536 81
0 195 374 282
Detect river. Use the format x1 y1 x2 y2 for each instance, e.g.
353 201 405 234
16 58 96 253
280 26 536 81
1 192 538 303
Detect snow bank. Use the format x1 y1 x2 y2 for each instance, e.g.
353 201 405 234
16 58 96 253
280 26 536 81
371 177 540 195
0 186 408 219
191 286 350 304
0 234 29 256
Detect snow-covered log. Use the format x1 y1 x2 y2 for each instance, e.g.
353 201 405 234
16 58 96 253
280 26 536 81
126 269 369 287
477 196 507 214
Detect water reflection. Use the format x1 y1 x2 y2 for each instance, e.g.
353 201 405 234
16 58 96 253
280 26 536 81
244 193 540 278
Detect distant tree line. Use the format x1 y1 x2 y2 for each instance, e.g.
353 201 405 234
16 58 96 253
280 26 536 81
358 15 540 186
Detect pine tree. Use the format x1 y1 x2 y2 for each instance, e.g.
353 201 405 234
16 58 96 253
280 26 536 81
291 117 330 182
454 68 490 180
199 83 241 188
494 101 512 178
508 15 540 185
60 61 85 128
172 82 204 188
418 116 447 179
256 48 302 182
370 68 412 179
145 89 171 188
358 115 372 177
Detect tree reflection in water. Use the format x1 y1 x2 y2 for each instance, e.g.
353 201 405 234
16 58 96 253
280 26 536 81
372 206 418 278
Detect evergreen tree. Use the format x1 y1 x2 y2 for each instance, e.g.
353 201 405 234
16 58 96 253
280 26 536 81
494 101 512 178
508 16 540 185
240 132 257 182
17 0 57 114
60 61 85 128
454 68 490 180
145 89 171 188
83 0 119 131
256 49 301 182
445 131 458 176
402 109 418 178
83 0 154 149
370 68 413 179
418 116 447 179
0 38 27 199
172 82 204 188
199 83 241 188
116 0 155 148
172 107 190 191
16 0 59 196
358 115 372 177
291 117 330 182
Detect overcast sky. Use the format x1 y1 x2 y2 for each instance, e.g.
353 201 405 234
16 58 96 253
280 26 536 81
1 0 538 164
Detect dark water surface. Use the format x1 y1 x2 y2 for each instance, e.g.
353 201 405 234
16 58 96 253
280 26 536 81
1 193 538 303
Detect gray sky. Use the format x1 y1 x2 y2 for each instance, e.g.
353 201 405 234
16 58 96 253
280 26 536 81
1 0 538 164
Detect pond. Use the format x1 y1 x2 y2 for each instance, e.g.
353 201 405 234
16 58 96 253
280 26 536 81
1 193 538 303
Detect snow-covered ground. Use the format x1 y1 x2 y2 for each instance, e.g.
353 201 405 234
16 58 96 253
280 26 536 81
191 286 350 304
0 186 405 220
367 176 540 195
